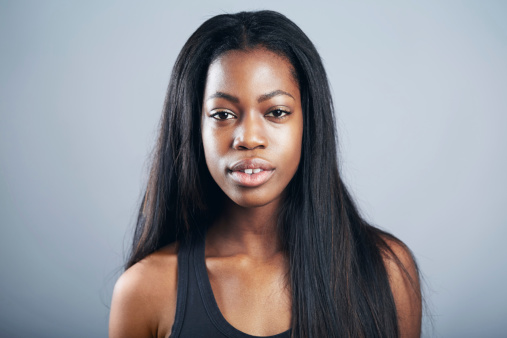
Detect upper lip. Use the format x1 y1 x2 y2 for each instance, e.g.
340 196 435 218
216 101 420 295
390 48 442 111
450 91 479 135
229 158 275 172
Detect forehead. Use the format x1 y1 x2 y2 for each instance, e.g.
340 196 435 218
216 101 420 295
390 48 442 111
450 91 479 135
204 48 299 99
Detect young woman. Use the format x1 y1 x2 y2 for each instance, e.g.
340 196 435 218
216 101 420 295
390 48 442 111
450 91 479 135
109 10 422 338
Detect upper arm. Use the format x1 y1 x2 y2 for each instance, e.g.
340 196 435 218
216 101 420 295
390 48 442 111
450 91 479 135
109 267 155 338
109 244 179 338
381 237 422 338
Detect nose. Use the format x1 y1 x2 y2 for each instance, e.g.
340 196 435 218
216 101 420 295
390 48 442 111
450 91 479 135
232 112 267 150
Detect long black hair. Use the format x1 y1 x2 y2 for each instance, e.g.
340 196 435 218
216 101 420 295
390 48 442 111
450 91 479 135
126 10 419 337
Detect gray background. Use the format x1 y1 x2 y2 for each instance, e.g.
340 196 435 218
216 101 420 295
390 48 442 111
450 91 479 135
1 1 506 337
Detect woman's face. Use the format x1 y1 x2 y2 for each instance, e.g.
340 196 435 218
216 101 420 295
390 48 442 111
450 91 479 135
201 48 303 208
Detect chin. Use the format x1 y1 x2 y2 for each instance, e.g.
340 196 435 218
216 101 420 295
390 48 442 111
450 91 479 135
226 190 282 209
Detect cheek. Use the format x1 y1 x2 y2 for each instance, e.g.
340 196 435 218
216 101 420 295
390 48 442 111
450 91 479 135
291 130 303 171
202 130 216 168
271 121 303 181
202 122 226 177
286 121 303 168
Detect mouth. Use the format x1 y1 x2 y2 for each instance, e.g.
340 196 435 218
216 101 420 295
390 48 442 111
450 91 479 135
229 158 275 172
236 168 265 175
228 158 275 187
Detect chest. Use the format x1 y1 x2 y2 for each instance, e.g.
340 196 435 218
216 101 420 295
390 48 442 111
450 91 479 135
207 260 291 336
168 238 292 338
206 256 292 336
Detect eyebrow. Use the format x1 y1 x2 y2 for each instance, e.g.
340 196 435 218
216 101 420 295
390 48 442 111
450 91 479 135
206 90 294 103
257 90 295 102
206 91 239 103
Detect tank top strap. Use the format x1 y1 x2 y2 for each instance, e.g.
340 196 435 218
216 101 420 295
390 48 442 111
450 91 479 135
169 237 190 337
172 233 226 337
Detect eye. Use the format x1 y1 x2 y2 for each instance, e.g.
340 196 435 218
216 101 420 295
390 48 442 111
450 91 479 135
265 108 291 119
210 110 236 120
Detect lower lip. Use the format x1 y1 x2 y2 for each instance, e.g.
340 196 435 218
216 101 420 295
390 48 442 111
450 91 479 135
228 170 275 187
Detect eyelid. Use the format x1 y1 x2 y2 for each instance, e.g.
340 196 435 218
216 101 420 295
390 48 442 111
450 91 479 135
265 106 291 119
210 108 237 120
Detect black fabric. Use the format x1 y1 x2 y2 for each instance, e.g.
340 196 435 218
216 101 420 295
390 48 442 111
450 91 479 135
170 234 292 338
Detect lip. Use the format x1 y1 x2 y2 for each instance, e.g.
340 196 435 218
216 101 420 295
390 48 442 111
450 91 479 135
229 158 275 172
228 158 275 187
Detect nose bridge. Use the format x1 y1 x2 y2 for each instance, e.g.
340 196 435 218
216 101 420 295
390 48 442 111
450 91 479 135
233 110 267 149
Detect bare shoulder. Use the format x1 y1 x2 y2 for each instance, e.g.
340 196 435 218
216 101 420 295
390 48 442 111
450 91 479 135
379 234 422 338
109 242 179 338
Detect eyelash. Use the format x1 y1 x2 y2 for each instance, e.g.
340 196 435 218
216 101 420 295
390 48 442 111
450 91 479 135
210 108 291 120
265 108 291 119
210 110 236 120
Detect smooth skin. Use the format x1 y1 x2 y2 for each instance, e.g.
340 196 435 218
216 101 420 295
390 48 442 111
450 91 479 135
109 48 421 338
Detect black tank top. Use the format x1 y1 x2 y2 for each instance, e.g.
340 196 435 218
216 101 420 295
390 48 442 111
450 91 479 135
170 234 292 338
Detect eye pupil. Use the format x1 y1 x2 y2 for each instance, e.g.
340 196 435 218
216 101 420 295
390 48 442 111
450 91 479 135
212 111 233 120
269 109 288 119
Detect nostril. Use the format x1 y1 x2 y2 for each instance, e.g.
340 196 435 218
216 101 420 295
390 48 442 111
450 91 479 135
233 125 268 150
237 144 263 150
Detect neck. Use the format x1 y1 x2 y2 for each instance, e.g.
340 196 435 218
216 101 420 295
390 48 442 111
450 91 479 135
206 197 283 260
